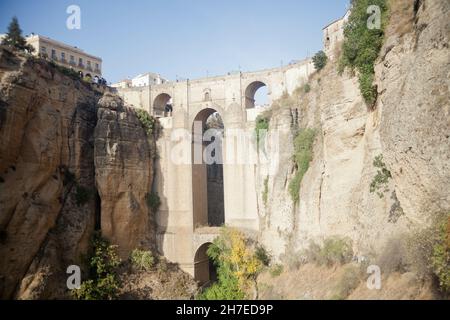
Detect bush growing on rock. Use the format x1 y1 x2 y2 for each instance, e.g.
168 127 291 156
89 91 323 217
130 249 155 272
136 108 158 135
255 244 271 267
288 128 316 203
339 0 389 107
301 237 353 266
72 234 121 300
369 154 392 198
431 213 450 293
312 50 328 71
197 228 263 300
146 192 161 214
269 264 284 277
255 114 270 148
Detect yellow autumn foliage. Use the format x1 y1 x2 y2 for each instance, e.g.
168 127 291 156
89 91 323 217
219 228 262 289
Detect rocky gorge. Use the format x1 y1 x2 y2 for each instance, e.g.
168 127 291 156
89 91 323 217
0 0 449 300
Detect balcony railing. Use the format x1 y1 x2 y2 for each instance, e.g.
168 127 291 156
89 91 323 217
78 63 85 68
69 61 76 66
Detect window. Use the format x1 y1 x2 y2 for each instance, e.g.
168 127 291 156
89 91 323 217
61 52 65 60
79 58 83 66
70 55 75 62
51 49 57 60
95 63 99 70
41 46 46 53
87 61 91 66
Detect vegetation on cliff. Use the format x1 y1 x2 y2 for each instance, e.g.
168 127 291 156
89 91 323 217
130 249 155 272
312 50 328 71
431 213 450 294
339 0 389 107
136 108 159 135
288 128 316 203
369 154 392 198
72 234 122 300
197 228 266 300
255 113 270 148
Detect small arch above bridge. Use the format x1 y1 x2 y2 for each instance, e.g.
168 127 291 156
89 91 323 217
245 81 269 109
153 93 172 117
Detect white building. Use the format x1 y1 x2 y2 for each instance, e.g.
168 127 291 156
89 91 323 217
131 72 168 87
323 10 350 60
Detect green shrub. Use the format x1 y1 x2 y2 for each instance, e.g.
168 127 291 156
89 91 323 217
146 192 161 214
75 185 91 207
302 237 353 266
321 237 354 266
1 17 35 53
72 234 121 300
370 154 392 198
130 249 155 272
431 214 450 293
255 114 270 148
339 0 389 107
197 228 262 300
197 267 245 300
269 264 284 277
288 129 316 203
136 108 158 136
262 176 269 207
312 50 328 71
303 83 311 93
255 245 271 267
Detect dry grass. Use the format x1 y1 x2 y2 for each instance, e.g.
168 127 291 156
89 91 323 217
387 0 415 38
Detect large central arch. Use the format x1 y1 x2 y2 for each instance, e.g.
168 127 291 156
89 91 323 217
192 108 225 229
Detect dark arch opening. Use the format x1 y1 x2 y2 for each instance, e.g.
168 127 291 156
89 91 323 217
194 242 218 287
192 108 225 229
153 93 172 117
245 81 269 109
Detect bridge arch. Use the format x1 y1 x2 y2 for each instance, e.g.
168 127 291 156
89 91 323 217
153 93 172 117
192 108 225 230
194 242 217 286
245 81 269 109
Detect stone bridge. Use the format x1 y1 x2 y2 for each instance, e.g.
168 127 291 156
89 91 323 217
115 59 314 284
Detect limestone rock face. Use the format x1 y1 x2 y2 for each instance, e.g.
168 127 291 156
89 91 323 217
0 48 156 299
94 93 155 258
257 0 450 259
377 0 450 222
0 47 98 299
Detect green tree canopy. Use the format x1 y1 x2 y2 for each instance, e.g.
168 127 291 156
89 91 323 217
1 17 35 53
312 50 328 71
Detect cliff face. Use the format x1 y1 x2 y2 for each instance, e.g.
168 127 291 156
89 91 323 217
0 48 155 299
257 0 450 260
95 94 155 258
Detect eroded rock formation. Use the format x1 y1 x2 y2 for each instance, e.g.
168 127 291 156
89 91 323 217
257 0 450 260
0 48 156 299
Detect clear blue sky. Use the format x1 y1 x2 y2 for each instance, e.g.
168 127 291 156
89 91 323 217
0 0 349 83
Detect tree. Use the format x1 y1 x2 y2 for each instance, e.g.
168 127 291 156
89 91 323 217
312 50 328 71
1 17 35 53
